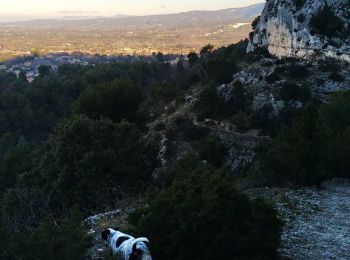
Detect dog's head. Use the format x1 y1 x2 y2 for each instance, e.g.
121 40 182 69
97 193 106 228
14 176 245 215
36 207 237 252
101 227 120 243
101 229 111 242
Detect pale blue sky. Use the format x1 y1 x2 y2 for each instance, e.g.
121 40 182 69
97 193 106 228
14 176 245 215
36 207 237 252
1 0 264 17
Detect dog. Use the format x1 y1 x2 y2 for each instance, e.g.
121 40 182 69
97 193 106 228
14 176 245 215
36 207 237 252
102 228 152 260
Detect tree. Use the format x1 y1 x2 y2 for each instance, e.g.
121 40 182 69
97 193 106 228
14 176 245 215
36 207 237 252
320 91 350 177
249 104 327 186
1 116 159 230
152 83 177 102
40 116 158 210
0 141 32 196
200 44 214 56
156 52 164 62
251 16 260 30
30 49 41 57
73 80 146 126
2 211 90 260
201 41 247 84
38 65 51 77
187 52 199 66
19 70 28 82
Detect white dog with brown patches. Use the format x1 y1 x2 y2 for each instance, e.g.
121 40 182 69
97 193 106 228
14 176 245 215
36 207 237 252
102 228 152 260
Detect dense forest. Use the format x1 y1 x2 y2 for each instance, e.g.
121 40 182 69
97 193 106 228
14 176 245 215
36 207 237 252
1 33 350 259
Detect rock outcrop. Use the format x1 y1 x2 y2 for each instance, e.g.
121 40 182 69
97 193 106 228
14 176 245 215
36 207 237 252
248 0 350 63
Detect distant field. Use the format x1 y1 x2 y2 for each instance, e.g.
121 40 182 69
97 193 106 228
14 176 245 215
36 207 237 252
0 24 251 57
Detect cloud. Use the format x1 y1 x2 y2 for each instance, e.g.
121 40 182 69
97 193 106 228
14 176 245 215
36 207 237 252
58 10 100 15
160 5 166 9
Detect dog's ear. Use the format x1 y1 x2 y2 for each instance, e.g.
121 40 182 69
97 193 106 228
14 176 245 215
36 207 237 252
113 226 119 231
101 229 110 241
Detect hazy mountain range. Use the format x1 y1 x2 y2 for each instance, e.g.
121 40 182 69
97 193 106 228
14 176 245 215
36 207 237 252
1 3 264 28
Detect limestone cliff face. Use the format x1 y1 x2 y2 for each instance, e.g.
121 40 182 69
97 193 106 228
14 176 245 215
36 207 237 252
248 0 350 62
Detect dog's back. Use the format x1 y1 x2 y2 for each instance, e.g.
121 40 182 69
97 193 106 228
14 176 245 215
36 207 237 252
102 228 152 260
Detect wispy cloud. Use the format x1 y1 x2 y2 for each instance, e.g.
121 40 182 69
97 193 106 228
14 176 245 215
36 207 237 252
58 10 100 15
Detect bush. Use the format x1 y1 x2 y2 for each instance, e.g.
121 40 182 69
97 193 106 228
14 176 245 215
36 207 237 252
196 86 221 118
329 72 344 82
294 0 306 9
250 105 276 133
251 16 260 30
224 81 250 116
0 141 32 196
287 63 310 79
205 56 237 84
266 71 281 84
196 81 250 120
310 6 344 37
176 117 210 141
198 135 227 167
129 166 282 260
73 80 146 126
38 65 51 77
297 13 305 23
320 59 341 73
249 92 350 186
1 116 159 226
2 212 90 260
184 124 210 141
279 81 311 102
320 91 350 178
233 110 250 132
248 104 327 186
153 83 177 102
201 40 248 84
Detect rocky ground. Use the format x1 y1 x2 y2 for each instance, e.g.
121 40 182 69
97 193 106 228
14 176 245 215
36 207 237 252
279 179 350 260
83 209 131 259
252 179 350 260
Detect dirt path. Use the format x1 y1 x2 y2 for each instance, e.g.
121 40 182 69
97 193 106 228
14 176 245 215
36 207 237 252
277 179 350 260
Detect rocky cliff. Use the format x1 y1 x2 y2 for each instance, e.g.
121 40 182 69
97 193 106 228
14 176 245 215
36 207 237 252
248 0 350 63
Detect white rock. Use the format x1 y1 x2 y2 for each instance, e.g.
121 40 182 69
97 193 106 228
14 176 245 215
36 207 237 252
248 0 350 63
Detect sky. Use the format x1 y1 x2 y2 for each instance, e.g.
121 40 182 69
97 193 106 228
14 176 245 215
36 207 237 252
0 0 264 19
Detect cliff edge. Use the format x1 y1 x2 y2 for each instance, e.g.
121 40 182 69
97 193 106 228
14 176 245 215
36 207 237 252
248 0 350 62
